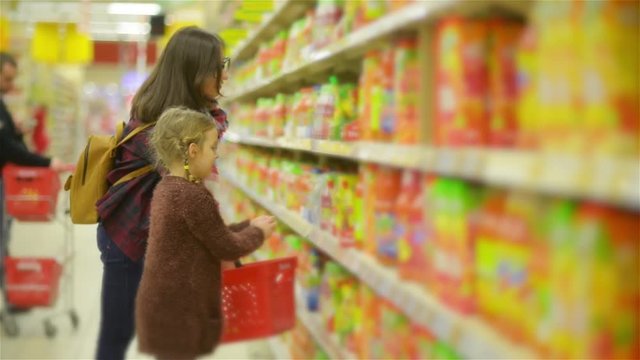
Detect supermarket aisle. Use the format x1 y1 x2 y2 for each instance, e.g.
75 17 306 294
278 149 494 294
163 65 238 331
0 197 274 360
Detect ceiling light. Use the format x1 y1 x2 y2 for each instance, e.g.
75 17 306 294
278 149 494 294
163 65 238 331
108 3 162 16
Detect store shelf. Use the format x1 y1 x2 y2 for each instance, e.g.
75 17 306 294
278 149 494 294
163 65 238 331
221 171 540 359
228 0 439 101
295 285 358 360
227 0 527 102
251 251 354 359
231 0 314 62
224 133 640 210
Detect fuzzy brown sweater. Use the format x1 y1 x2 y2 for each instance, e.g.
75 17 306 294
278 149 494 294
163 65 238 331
135 176 264 359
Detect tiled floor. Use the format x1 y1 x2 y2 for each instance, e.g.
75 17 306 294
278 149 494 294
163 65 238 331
0 196 274 360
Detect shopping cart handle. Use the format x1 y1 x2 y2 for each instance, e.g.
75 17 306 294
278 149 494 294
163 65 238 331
16 261 42 272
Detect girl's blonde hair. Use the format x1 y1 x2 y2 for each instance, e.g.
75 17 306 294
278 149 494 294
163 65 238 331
150 107 217 168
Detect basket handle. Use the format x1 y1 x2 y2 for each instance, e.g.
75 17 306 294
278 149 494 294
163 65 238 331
16 261 43 272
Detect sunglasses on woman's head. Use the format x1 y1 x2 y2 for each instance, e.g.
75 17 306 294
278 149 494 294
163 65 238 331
221 57 231 71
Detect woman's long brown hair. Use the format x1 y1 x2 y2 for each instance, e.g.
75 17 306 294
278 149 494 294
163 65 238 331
131 27 225 123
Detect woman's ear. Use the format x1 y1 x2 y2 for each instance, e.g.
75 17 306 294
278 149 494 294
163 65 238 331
188 142 199 158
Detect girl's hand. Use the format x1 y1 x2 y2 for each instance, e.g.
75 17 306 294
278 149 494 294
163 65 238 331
250 215 277 238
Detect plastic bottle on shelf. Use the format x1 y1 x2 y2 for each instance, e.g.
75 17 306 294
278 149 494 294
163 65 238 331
356 285 383 359
547 202 640 359
297 87 316 138
359 50 381 141
373 167 402 265
407 324 437 359
332 83 357 141
488 20 525 148
363 0 387 24
313 77 338 139
337 173 358 247
283 94 296 138
380 169 419 265
393 37 420 144
320 173 336 233
341 85 361 141
430 178 478 314
397 172 431 283
313 0 344 50
379 301 412 358
306 249 324 312
272 93 287 138
435 19 489 146
379 47 396 142
515 25 539 150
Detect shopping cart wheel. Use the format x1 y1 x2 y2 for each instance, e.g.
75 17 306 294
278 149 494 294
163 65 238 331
0 313 19 337
44 320 57 338
69 310 79 329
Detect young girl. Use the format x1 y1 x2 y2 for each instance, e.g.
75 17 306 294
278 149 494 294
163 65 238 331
95 27 232 360
135 107 276 360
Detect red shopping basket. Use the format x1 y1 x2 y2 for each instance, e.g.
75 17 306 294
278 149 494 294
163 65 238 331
2 165 60 221
221 256 297 342
4 257 63 309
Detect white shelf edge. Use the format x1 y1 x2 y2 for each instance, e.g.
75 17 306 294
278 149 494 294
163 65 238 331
224 133 640 210
220 172 540 359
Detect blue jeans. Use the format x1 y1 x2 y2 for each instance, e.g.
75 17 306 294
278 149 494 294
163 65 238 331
0 178 11 289
95 224 144 360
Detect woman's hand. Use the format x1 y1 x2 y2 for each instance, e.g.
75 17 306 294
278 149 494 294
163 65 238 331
50 157 74 172
250 215 277 238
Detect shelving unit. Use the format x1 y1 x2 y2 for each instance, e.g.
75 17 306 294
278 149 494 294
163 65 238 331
251 244 353 359
221 171 539 359
225 133 640 210
226 0 530 102
230 0 315 63
220 0 639 358
295 285 358 360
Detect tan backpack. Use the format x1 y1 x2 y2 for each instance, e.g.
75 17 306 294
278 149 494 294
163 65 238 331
64 122 154 224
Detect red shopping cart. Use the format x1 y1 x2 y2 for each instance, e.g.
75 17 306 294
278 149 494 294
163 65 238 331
1 165 78 338
221 256 297 342
3 165 60 221
4 257 62 308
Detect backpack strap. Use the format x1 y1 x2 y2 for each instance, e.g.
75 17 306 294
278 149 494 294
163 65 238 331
116 122 154 147
113 164 154 186
115 121 126 143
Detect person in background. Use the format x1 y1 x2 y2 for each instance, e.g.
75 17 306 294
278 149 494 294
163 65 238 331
31 104 50 155
94 27 233 360
0 52 64 291
136 107 276 359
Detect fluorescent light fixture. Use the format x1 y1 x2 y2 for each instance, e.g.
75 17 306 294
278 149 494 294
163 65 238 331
117 22 151 35
90 21 150 36
108 2 161 16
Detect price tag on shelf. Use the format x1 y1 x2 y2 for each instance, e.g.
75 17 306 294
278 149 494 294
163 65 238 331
431 313 453 340
377 274 393 299
315 141 354 157
460 149 484 178
348 251 363 273
612 160 640 209
537 154 587 197
483 151 538 190
589 158 618 202
434 148 459 175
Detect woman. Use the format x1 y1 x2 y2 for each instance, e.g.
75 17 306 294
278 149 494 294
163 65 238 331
94 27 231 360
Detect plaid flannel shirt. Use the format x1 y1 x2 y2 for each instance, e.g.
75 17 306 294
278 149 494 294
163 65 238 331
96 106 229 262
